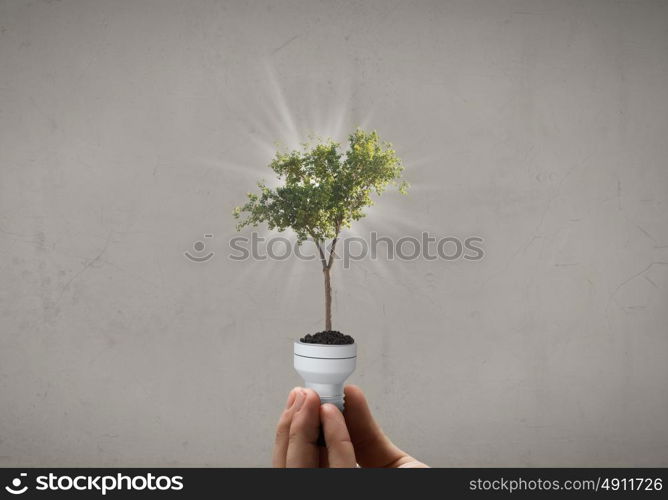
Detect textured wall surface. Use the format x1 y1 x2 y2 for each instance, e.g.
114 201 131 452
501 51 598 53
1 0 667 467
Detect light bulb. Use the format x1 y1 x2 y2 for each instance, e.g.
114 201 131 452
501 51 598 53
293 341 357 411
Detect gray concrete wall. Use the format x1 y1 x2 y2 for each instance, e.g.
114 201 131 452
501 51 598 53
1 0 667 466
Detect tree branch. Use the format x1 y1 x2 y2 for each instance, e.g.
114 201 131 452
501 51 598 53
309 231 328 270
326 220 342 269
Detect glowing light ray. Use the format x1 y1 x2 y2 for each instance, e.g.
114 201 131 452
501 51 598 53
263 63 302 149
207 160 266 179
236 60 382 168
327 81 353 142
353 205 421 235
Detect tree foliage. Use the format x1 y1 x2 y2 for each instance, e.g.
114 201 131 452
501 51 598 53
233 128 407 246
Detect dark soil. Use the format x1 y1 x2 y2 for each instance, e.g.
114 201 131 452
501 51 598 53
300 330 354 345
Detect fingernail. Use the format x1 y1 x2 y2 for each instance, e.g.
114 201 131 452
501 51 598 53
285 388 299 409
294 389 306 411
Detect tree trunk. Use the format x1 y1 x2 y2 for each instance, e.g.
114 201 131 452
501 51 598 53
324 267 332 331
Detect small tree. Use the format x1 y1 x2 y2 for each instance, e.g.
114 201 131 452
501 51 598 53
234 129 407 332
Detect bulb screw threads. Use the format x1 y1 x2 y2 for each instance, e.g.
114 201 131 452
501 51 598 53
318 393 345 412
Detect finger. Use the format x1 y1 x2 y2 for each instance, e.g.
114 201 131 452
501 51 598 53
343 385 407 467
286 388 321 468
320 403 357 468
272 388 305 467
396 459 430 468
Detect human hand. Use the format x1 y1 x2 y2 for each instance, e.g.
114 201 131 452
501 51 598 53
272 385 428 468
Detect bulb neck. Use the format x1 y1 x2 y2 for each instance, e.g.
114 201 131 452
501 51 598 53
305 382 345 411
294 341 357 414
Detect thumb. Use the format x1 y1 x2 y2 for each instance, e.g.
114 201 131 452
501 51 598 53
320 403 357 468
343 385 408 468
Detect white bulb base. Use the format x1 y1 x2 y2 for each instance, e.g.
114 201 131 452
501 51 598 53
293 341 357 411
